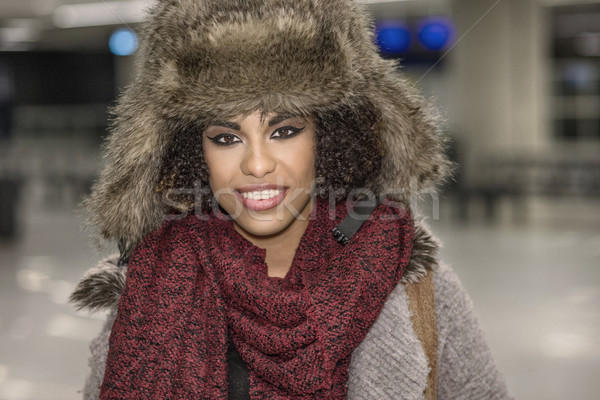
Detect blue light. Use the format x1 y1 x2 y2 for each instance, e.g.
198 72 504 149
109 28 139 56
376 23 411 54
418 18 454 51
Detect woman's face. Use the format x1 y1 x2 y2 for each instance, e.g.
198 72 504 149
203 110 316 238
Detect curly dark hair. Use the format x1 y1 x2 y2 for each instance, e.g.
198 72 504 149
156 97 383 213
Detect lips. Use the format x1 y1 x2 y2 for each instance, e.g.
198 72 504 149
235 184 288 211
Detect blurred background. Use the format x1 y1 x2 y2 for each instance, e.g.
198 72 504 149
0 0 598 398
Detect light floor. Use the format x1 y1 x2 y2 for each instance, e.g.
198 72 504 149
0 192 599 400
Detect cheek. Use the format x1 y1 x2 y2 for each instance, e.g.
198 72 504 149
284 132 316 182
205 154 239 212
280 150 314 185
299 141 317 183
299 157 316 185
203 146 228 192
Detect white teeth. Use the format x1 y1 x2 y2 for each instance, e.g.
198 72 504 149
241 189 281 200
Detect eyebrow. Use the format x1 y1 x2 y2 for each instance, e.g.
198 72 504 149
210 120 241 130
209 114 299 131
267 113 298 127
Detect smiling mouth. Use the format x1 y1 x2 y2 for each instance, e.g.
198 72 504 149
239 189 283 200
235 185 288 211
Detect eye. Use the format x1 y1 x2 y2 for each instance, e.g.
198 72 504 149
206 133 242 146
271 126 304 139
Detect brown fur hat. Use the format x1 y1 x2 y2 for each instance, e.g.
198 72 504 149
84 0 450 248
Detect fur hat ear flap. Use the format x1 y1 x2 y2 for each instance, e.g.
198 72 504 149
370 75 451 203
82 87 168 246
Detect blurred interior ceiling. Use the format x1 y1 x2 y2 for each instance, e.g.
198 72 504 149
0 0 598 51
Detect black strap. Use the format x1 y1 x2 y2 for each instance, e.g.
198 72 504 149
332 200 379 245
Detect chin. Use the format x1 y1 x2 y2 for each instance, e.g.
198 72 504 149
233 211 298 238
236 193 314 237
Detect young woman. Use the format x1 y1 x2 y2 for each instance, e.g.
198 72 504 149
71 0 512 399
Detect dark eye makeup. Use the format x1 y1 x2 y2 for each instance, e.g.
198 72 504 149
206 133 241 146
206 125 305 147
271 126 305 139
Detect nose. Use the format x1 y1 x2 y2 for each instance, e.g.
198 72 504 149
240 142 277 178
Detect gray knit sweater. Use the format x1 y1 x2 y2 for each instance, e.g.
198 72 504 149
78 262 512 399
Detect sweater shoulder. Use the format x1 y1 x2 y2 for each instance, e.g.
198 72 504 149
431 262 476 327
432 263 514 399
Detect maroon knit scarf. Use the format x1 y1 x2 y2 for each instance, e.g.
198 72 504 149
100 199 414 399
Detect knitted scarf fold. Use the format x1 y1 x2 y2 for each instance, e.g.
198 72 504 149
100 199 414 399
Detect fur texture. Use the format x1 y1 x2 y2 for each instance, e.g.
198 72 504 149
71 221 439 311
83 0 450 248
70 257 126 312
